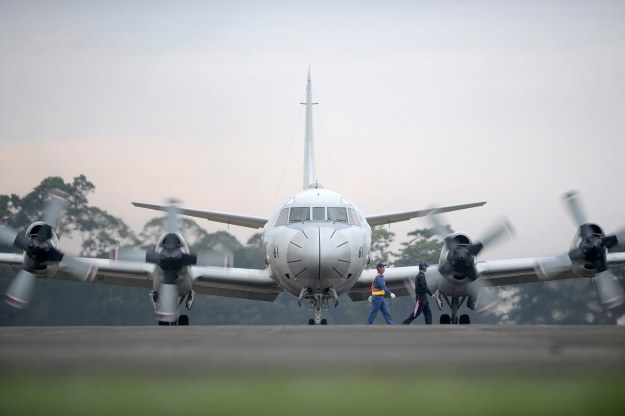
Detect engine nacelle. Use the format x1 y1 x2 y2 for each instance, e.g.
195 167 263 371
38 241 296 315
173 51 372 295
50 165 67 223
24 221 60 277
438 232 479 281
569 222 607 277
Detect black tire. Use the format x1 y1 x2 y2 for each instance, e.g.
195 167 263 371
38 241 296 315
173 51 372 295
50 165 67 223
178 315 190 326
320 319 328 325
459 314 470 325
440 314 451 325
308 319 315 325
158 320 170 326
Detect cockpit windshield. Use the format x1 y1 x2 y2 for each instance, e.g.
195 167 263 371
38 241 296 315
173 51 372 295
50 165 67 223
327 207 348 222
275 206 362 227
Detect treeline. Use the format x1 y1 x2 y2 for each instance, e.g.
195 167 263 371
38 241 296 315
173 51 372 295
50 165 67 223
0 176 623 325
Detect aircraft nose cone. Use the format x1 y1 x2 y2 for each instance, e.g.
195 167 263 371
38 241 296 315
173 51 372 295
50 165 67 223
286 226 351 287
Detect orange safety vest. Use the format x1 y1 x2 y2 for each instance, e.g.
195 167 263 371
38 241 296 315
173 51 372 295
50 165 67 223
370 274 385 296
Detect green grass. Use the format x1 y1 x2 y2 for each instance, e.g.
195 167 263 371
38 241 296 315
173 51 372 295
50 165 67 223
1 372 624 416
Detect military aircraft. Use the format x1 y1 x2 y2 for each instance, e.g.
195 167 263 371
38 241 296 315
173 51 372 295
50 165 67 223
1 70 624 325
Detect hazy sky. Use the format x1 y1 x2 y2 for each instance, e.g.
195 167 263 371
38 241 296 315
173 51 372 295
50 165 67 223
1 1 624 261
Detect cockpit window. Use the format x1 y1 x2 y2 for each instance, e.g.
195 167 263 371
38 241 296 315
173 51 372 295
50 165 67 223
289 207 310 223
275 208 289 226
347 208 361 226
312 207 325 221
327 207 348 222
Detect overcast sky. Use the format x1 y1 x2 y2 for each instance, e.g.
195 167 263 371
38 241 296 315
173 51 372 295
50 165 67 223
1 0 624 261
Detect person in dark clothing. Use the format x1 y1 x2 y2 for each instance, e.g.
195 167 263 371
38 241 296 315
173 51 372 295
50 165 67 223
402 262 437 325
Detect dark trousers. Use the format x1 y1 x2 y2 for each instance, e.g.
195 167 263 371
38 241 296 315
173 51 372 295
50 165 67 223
402 294 432 325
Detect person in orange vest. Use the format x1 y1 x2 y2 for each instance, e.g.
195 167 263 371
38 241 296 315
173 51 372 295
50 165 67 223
367 263 396 324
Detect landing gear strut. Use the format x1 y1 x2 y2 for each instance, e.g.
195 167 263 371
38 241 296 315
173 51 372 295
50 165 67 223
439 294 471 325
152 289 193 326
299 287 338 325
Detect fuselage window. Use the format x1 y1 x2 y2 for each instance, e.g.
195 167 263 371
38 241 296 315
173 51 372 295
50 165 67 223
289 207 310 223
312 207 325 221
327 207 348 222
347 208 361 226
275 208 289 226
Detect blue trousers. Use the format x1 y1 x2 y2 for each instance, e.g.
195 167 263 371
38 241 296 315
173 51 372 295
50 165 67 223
367 296 393 324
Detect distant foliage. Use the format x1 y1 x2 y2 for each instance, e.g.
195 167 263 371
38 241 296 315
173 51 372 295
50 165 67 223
1 176 624 325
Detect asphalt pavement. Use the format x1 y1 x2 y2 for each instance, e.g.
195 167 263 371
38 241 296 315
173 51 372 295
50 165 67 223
1 325 624 376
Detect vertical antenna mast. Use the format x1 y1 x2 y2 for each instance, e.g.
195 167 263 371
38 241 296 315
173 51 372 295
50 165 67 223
302 67 317 189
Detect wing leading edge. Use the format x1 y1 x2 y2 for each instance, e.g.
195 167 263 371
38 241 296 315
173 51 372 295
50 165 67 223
365 201 486 227
132 202 269 229
0 255 283 302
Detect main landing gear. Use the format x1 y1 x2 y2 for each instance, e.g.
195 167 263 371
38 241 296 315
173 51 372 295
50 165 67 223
299 287 338 325
152 289 195 326
439 294 472 325
158 314 190 326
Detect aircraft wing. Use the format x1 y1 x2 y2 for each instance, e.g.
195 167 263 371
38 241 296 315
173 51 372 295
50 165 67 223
189 266 283 301
0 256 283 302
346 252 625 302
0 253 24 268
132 202 269 229
365 201 486 227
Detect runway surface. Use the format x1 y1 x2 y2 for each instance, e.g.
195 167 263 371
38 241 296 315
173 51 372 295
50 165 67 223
1 325 624 376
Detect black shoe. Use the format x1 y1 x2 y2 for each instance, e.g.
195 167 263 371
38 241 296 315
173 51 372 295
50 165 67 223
402 319 411 325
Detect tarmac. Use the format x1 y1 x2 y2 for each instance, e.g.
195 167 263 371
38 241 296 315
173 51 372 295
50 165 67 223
1 325 624 377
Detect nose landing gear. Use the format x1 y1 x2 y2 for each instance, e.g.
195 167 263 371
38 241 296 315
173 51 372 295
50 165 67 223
299 287 338 325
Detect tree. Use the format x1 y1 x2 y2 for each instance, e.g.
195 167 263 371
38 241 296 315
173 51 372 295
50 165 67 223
369 226 395 266
139 216 210 249
0 175 138 258
393 227 446 267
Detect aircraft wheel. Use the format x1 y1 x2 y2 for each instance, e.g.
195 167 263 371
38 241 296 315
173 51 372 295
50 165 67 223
308 319 315 325
158 320 171 326
459 314 470 325
178 315 190 326
320 319 327 325
440 314 451 325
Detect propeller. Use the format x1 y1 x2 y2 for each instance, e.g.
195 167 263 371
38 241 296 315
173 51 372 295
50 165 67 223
116 198 230 322
1 189 97 308
535 191 625 309
428 208 514 314
429 208 514 281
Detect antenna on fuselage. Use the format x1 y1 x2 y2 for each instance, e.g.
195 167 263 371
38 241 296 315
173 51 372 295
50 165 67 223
301 66 318 190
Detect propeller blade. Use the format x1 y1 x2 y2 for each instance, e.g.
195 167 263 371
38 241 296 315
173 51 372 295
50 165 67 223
562 190 587 227
181 253 198 268
473 218 515 254
427 208 452 239
42 189 70 228
612 226 625 248
534 255 572 280
165 200 180 235
156 283 178 323
0 226 19 248
145 247 160 264
61 256 98 282
4 269 37 309
594 270 625 309
467 278 497 315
